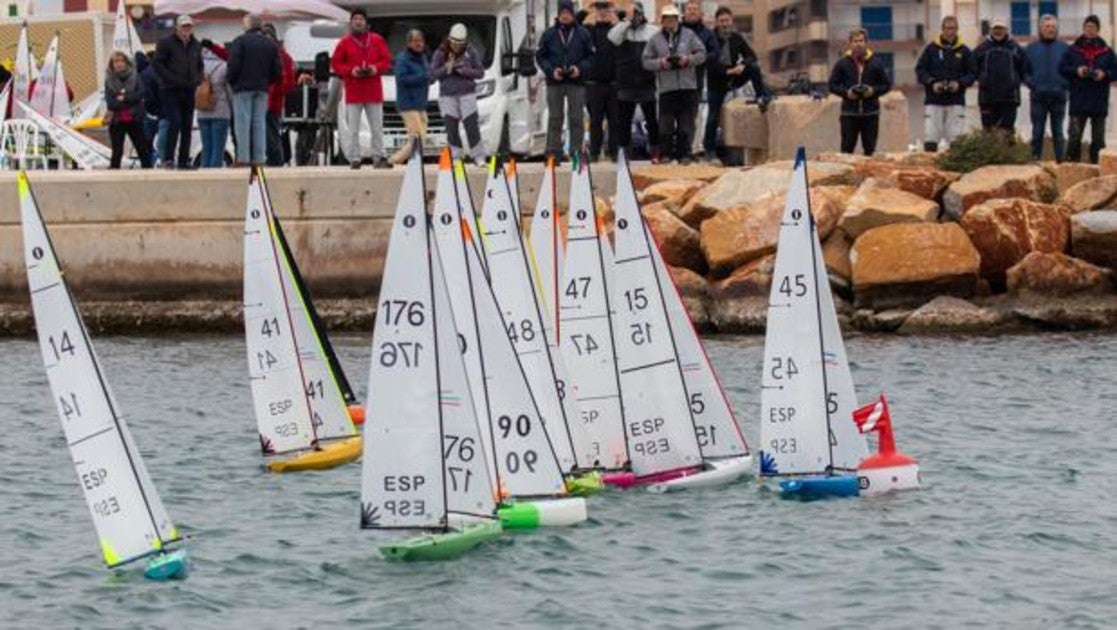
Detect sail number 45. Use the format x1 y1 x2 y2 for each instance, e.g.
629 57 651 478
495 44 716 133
778 274 808 298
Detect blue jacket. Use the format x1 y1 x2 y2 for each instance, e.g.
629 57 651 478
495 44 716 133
393 48 430 111
139 62 163 117
1060 35 1117 117
1024 38 1070 101
914 36 975 106
535 21 594 85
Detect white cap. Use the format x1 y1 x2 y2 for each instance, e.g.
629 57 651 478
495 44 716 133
449 23 467 42
176 15 194 27
990 17 1008 30
661 5 680 18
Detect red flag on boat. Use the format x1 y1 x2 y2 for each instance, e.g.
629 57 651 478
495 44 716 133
853 395 891 434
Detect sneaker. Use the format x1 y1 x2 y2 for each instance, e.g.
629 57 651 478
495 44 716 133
350 160 362 170
373 157 391 169
161 162 175 170
679 156 693 166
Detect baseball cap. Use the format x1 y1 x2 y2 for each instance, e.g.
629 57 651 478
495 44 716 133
990 17 1008 30
176 15 194 27
662 5 680 18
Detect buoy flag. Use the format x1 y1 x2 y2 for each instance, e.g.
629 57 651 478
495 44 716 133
853 395 891 434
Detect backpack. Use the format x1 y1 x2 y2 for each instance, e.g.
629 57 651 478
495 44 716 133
195 69 217 111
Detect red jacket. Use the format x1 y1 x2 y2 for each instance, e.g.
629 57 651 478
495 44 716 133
330 31 391 104
268 48 295 113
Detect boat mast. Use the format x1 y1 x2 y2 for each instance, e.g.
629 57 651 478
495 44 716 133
802 160 836 473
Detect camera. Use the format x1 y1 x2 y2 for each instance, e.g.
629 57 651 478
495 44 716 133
851 84 869 96
667 55 682 69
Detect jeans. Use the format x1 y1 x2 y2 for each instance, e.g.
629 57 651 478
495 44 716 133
616 99 659 153
1068 114 1106 164
586 82 618 159
109 119 152 169
840 115 880 155
703 87 728 155
1030 97 1067 161
266 111 285 166
161 88 196 167
980 102 1018 132
198 118 230 168
233 91 268 165
546 83 586 156
658 89 698 161
344 102 385 162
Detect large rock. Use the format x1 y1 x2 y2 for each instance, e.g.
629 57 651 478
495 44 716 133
1043 161 1099 194
668 265 712 329
630 164 725 191
720 99 768 150
959 198 1070 289
642 201 706 273
1060 176 1117 213
765 92 910 160
850 222 981 308
711 254 776 298
898 296 1009 334
838 182 940 238
1006 252 1112 295
822 229 853 289
641 179 707 207
699 187 844 276
942 164 1057 219
850 160 958 200
1070 210 1117 270
1099 148 1117 176
687 160 854 219
708 296 768 333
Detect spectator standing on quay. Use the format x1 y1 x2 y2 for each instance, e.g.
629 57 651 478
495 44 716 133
1025 15 1070 161
152 15 203 169
536 0 595 161
828 28 892 156
681 0 717 158
974 18 1027 132
704 6 766 163
391 29 430 164
227 14 280 167
136 51 166 165
1061 15 1117 164
642 4 706 165
331 8 392 169
609 3 660 161
263 23 299 166
915 15 974 152
103 51 152 169
585 1 618 162
430 24 488 164
196 47 232 168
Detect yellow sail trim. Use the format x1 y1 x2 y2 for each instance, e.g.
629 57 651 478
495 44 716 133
151 536 164 550
169 527 180 541
100 539 120 566
17 171 30 198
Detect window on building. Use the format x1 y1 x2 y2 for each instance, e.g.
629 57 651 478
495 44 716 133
1038 1 1058 19
861 6 893 41
1011 2 1031 36
737 16 753 37
875 52 895 82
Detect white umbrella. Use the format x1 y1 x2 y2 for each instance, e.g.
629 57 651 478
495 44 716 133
154 0 348 21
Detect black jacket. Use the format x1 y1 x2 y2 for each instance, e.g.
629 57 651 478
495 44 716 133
535 21 595 85
227 29 281 93
973 35 1027 106
681 19 717 92
585 22 615 83
828 51 892 116
1060 35 1117 117
610 21 657 102
914 36 975 106
707 31 763 94
152 33 204 90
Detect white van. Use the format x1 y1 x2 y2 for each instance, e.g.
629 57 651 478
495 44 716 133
284 0 552 159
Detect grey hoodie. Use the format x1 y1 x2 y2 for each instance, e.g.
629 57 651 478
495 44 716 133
641 26 706 95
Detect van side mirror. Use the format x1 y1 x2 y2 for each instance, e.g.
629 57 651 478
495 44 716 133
501 52 517 76
517 48 537 77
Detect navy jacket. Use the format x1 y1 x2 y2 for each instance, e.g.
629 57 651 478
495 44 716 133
393 48 430 111
227 29 281 93
535 21 595 85
1060 35 1117 117
973 35 1027 106
152 33 204 90
139 62 163 117
681 19 717 92
1025 38 1070 101
914 37 975 106
586 22 616 82
828 51 892 117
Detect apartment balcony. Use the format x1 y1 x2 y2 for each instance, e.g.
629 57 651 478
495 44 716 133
766 17 829 50
830 21 926 45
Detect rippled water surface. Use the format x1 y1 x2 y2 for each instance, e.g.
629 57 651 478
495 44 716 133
1 333 1115 628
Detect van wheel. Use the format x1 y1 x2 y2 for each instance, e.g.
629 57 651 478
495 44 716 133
498 115 511 156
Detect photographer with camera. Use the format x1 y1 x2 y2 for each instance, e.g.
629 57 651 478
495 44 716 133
828 28 892 156
642 4 706 165
331 8 393 169
536 0 595 162
609 3 661 161
704 6 767 164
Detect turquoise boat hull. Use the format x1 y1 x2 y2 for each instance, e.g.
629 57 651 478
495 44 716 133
779 475 860 500
143 549 189 580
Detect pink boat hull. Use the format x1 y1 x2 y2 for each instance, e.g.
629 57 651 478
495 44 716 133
602 466 701 488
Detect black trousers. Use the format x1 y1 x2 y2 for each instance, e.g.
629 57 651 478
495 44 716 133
266 111 286 166
1067 114 1106 164
586 82 619 159
161 88 195 167
840 115 880 155
616 99 659 151
658 90 698 161
109 119 152 169
980 102 1018 132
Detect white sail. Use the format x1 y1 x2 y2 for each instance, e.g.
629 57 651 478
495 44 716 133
20 172 179 568
17 102 113 170
759 151 831 476
610 154 703 476
559 159 628 470
528 159 565 348
112 1 146 58
13 22 38 117
243 171 317 456
29 35 71 120
813 231 868 469
480 164 579 473
0 80 9 126
262 179 356 443
361 151 446 529
452 159 487 275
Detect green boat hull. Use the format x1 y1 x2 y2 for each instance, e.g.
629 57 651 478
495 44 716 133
379 521 502 562
498 497 588 530
566 471 605 496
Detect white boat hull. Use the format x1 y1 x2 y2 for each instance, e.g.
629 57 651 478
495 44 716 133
647 455 754 493
858 463 921 496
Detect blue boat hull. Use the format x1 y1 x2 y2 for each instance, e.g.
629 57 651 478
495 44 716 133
143 549 189 580
779 475 860 500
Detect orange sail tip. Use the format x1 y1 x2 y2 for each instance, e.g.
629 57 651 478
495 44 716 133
594 210 606 232
505 158 517 177
546 155 555 169
439 147 452 170
347 405 366 426
461 217 474 243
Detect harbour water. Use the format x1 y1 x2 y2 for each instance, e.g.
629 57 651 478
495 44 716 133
1 332 1114 628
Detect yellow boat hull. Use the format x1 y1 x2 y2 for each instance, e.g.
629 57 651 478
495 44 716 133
266 436 362 473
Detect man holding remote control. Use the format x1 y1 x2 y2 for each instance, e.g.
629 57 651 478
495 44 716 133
828 28 892 156
642 4 706 165
536 0 595 162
